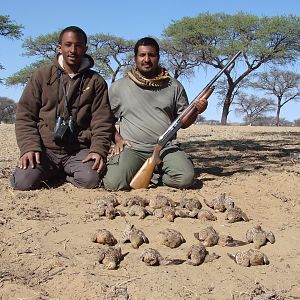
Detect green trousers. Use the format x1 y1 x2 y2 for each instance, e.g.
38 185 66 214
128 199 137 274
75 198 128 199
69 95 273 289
102 144 195 191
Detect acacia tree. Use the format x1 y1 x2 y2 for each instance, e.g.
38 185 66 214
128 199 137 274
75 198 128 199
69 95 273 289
234 94 275 125
159 39 201 79
0 97 17 123
249 68 300 126
0 15 23 83
163 13 300 124
5 31 135 86
5 31 59 86
88 34 134 83
214 76 253 116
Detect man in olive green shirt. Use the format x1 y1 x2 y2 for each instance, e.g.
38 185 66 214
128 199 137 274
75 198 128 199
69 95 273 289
103 37 208 191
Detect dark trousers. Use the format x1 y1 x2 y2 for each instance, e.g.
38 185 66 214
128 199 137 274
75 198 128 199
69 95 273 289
10 148 100 190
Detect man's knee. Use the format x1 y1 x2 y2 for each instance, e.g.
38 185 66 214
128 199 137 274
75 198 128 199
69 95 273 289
177 170 195 188
72 169 100 189
163 169 195 189
10 169 41 191
102 153 137 191
102 172 130 191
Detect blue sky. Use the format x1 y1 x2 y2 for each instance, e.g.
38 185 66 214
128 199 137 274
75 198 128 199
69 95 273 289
1 0 299 122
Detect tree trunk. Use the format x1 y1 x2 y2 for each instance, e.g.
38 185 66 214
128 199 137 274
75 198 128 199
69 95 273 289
275 96 281 126
111 72 117 83
221 99 230 125
276 107 281 126
221 84 235 125
111 66 121 84
174 69 179 79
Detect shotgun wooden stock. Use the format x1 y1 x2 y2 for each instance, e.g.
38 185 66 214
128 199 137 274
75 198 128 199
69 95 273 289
129 51 242 189
130 144 163 189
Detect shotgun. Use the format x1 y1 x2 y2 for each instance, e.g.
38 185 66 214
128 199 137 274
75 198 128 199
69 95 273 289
130 51 242 189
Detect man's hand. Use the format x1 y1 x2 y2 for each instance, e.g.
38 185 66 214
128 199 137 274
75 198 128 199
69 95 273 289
181 87 214 129
193 87 214 113
193 97 208 113
82 152 104 173
18 151 41 169
110 126 131 157
110 139 131 156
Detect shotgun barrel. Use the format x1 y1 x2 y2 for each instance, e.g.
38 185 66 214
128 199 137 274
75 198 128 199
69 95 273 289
130 51 242 189
157 51 242 148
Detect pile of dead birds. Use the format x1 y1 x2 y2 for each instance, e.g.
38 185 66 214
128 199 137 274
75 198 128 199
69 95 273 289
90 193 275 270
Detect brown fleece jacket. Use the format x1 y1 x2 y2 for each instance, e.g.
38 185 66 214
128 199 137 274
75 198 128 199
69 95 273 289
15 53 113 160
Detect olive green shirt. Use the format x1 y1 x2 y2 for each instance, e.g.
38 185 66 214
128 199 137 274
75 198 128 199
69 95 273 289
108 76 189 152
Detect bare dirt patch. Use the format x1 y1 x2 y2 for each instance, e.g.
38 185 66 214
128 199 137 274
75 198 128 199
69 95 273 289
0 124 299 299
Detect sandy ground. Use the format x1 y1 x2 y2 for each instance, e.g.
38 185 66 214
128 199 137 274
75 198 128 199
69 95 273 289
0 124 299 300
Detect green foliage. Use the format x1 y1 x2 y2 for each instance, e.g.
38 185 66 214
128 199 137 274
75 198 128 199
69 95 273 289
88 33 135 82
0 15 23 82
0 15 23 39
3 13 300 125
164 12 300 63
164 12 256 59
159 39 200 79
163 12 300 124
22 31 60 59
5 60 52 86
4 30 58 86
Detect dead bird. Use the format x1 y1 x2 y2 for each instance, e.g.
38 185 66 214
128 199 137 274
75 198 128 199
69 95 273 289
186 244 220 266
91 229 117 246
140 248 184 266
98 245 123 270
246 225 275 249
204 193 234 212
104 206 126 220
157 228 185 248
225 207 249 223
218 235 247 247
228 249 269 267
197 209 217 222
194 226 219 247
120 222 149 249
175 208 199 219
149 195 177 209
97 195 119 208
96 196 125 219
128 204 152 219
180 197 202 210
194 226 247 247
123 195 150 207
152 206 177 222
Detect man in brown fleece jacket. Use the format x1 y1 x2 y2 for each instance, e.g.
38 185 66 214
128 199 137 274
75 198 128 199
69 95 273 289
10 26 113 190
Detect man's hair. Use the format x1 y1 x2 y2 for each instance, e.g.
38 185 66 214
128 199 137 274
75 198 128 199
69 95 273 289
59 26 87 44
134 37 159 56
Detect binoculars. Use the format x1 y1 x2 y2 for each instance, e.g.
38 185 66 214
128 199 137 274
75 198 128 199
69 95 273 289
53 116 75 145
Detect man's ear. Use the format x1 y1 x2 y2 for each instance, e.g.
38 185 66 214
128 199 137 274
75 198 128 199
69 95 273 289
57 44 62 53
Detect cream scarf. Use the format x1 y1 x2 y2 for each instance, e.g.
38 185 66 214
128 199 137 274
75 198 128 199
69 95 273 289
127 66 171 88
